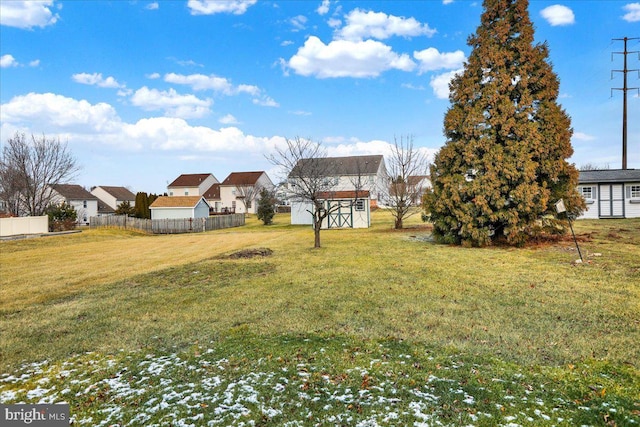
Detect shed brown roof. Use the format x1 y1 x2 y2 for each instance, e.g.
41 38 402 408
97 186 136 201
168 173 215 187
50 184 97 200
150 196 208 208
222 171 264 186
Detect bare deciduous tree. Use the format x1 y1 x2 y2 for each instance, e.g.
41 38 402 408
234 181 261 215
0 132 80 216
386 135 430 229
267 137 364 248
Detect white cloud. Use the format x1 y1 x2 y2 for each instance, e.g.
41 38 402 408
29 59 40 67
1 54 18 68
147 72 161 79
317 0 330 15
72 73 124 89
622 3 640 22
187 0 256 15
573 132 596 141
287 36 416 78
540 5 575 26
430 69 463 99
130 87 212 119
0 92 286 154
0 92 121 135
219 114 239 124
443 0 454 4
413 48 466 74
326 138 437 164
290 15 307 31
402 83 426 91
337 9 436 41
146 2 159 11
0 0 59 29
252 96 279 107
164 73 260 96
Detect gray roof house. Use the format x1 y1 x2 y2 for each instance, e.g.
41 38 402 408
288 155 389 227
577 169 640 219
90 186 136 211
49 184 99 225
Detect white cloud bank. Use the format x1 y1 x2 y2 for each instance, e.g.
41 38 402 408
0 92 284 154
288 36 415 78
336 9 436 41
540 5 575 26
0 0 59 29
130 87 212 119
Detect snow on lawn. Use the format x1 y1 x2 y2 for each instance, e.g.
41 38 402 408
1 344 636 426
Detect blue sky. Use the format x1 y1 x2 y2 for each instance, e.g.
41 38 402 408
1 0 639 194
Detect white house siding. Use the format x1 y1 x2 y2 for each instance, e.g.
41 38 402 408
71 200 98 225
290 198 370 229
291 200 313 225
91 187 117 209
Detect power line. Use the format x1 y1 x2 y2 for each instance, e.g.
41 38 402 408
611 37 640 170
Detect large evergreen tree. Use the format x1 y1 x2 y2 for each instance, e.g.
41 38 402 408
425 0 584 246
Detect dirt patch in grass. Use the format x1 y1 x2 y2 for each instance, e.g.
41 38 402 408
223 248 274 259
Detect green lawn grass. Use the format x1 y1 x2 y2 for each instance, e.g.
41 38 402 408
1 211 639 425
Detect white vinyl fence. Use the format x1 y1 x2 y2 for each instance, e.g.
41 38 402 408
0 216 48 237
90 214 245 234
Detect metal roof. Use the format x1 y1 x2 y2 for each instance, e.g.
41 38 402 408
578 169 640 184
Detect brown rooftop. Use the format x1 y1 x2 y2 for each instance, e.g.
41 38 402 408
222 171 264 186
168 173 215 187
50 184 97 200
150 196 207 208
203 183 221 200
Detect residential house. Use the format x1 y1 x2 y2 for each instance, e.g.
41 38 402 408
203 183 222 214
49 184 98 225
90 186 136 211
288 155 389 227
167 173 218 197
577 169 640 219
219 171 274 215
149 196 210 220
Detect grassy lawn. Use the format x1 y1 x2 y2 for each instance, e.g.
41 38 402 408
1 211 639 426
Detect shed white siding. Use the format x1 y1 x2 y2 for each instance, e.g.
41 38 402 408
150 197 210 220
577 169 640 219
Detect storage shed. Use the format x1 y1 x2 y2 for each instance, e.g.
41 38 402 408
291 191 371 229
577 169 640 219
149 196 210 220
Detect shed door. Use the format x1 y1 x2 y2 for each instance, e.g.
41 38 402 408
327 200 353 228
599 184 625 218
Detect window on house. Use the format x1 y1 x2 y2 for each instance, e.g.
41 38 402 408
83 200 87 208
355 199 365 211
630 185 640 199
580 186 593 200
185 191 189 196
169 191 173 196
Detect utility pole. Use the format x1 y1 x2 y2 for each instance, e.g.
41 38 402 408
612 37 639 170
